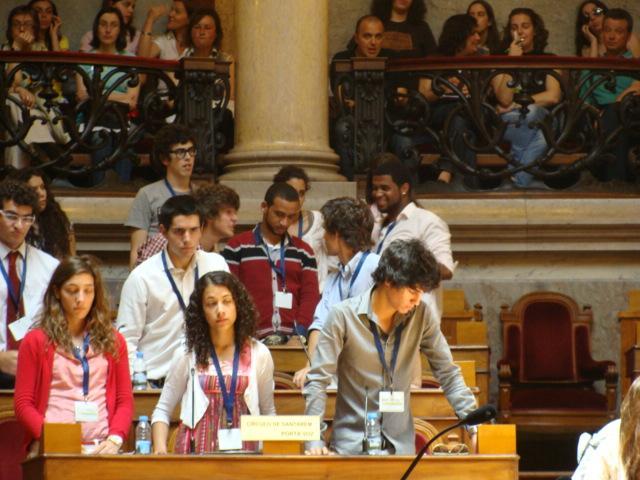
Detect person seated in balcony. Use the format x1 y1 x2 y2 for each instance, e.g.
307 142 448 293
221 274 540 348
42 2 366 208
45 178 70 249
125 124 195 268
273 166 337 292
80 0 140 55
27 0 68 51
151 271 275 454
2 5 69 170
467 0 500 55
75 6 140 187
7 168 75 259
14 255 133 457
490 7 561 189
221 182 320 345
575 1 640 58
581 9 640 183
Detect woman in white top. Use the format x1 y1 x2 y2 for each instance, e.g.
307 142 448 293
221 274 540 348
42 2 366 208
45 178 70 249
151 271 275 454
573 376 640 479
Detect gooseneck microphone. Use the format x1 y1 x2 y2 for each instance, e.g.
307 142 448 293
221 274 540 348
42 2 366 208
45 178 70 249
400 405 497 480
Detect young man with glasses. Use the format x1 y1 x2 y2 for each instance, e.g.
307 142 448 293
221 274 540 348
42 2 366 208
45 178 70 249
0 180 58 388
125 124 197 268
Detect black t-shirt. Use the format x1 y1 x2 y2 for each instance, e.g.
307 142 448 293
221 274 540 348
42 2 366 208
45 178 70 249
382 20 437 58
523 50 556 96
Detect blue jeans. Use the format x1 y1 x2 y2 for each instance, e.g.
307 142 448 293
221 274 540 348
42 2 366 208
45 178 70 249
501 105 548 186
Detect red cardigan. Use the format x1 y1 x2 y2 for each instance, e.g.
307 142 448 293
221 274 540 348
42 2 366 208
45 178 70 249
14 328 133 452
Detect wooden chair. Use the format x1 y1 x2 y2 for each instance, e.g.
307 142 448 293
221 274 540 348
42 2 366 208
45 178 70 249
498 291 617 433
273 371 298 390
413 418 439 454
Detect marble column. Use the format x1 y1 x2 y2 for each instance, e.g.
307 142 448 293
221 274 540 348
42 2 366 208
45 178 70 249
222 0 343 181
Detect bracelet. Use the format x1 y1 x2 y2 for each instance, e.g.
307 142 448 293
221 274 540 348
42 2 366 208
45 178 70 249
107 435 123 447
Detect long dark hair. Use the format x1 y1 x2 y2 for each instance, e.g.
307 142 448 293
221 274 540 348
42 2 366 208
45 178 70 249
370 0 426 24
90 6 127 52
6 5 38 46
500 8 549 54
438 14 477 57
101 0 137 41
467 0 500 54
574 0 608 55
185 271 258 368
8 169 72 259
27 0 61 51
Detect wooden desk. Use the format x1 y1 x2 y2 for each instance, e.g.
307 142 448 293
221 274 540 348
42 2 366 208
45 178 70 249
24 453 518 480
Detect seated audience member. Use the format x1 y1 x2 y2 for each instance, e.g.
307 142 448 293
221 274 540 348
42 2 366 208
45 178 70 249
151 271 275 454
2 5 69 169
135 183 240 265
0 180 59 388
304 239 476 455
572 376 640 479
369 0 437 58
491 8 561 189
331 15 387 180
75 6 140 187
9 169 75 259
116 195 229 387
273 166 335 291
14 255 133 456
222 183 319 344
293 197 380 389
126 124 195 268
576 1 640 58
394 14 482 188
581 9 640 183
467 0 500 54
80 0 140 55
370 156 453 319
27 0 68 51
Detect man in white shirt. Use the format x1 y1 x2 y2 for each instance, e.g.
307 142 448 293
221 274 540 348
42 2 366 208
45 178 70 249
116 195 228 386
0 180 58 388
369 155 454 319
293 197 380 388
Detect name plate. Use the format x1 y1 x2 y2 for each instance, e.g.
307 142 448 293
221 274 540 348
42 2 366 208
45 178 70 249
241 415 320 441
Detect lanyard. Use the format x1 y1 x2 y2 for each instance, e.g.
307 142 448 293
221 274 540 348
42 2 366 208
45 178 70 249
164 178 177 197
161 251 199 311
72 334 91 398
297 215 304 238
337 251 370 301
368 319 404 389
375 222 397 254
210 345 240 428
0 249 27 310
253 225 287 290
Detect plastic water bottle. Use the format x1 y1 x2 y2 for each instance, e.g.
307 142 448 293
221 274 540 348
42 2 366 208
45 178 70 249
135 415 152 454
365 411 383 455
132 351 148 391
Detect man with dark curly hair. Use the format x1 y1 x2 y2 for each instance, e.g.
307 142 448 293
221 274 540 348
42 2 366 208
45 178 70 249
0 180 59 388
304 238 475 455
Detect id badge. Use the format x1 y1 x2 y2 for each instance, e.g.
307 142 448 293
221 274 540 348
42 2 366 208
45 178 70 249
379 391 405 413
8 316 31 342
75 401 99 422
218 428 243 451
274 291 293 309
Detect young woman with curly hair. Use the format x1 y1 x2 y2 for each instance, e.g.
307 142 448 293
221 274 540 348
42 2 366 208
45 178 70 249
151 271 276 454
14 255 133 457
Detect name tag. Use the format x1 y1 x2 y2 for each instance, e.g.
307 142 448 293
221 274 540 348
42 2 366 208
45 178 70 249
8 316 31 342
379 391 405 413
218 428 243 451
75 401 99 422
274 291 293 309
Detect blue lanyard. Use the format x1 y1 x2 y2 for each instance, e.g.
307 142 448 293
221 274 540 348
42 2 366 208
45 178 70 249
210 345 240 428
72 334 91 398
164 178 177 197
0 249 27 310
253 225 287 290
368 319 404 389
161 251 199 311
337 251 370 301
375 222 397 254
297 215 304 238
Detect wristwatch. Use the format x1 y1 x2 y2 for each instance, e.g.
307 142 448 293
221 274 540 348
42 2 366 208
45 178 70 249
107 435 123 448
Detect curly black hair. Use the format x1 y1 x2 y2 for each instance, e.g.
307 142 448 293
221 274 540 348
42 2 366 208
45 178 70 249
321 197 373 252
0 179 38 212
185 271 258 368
438 14 478 57
372 238 440 291
273 166 311 191
499 8 549 54
371 0 426 24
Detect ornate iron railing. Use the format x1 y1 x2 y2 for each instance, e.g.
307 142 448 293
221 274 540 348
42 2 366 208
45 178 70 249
333 55 640 188
0 51 230 178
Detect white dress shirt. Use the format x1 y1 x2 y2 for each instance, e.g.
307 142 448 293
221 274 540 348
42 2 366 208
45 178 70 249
0 241 58 350
116 249 229 379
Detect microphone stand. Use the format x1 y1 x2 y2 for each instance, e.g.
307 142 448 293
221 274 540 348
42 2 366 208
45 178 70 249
293 319 311 364
190 367 196 454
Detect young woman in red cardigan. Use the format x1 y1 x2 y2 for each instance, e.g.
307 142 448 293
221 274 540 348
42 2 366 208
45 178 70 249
14 255 133 456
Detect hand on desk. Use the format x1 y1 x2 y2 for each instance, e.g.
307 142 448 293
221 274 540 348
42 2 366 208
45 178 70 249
305 445 334 456
93 439 120 455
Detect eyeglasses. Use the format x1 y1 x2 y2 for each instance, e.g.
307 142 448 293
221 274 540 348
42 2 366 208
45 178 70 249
169 147 197 159
0 210 35 225
11 21 35 30
583 7 604 20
